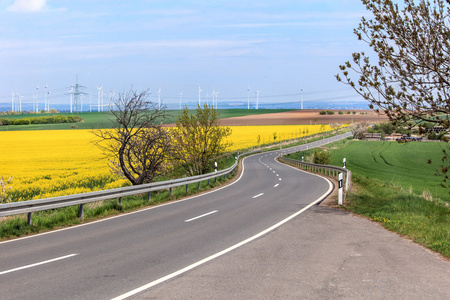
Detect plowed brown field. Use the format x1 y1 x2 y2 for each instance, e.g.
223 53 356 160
220 109 387 126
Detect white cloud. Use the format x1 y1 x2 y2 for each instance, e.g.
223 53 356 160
7 0 48 12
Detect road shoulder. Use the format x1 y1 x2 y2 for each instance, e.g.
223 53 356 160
137 200 449 299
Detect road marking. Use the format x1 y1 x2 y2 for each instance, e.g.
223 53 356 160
274 184 279 187
252 193 264 199
185 210 218 223
279 178 282 180
0 152 252 246
276 174 279 177
0 254 78 276
111 178 333 300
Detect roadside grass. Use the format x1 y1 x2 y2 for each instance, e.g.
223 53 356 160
286 138 450 258
0 109 293 131
349 176 449 257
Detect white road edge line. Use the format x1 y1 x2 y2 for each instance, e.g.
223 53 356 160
184 210 218 223
274 184 279 187
0 254 78 276
111 177 332 300
252 193 264 199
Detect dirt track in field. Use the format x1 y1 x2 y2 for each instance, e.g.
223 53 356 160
219 109 387 126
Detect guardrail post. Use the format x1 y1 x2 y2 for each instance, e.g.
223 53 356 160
78 204 84 220
169 187 172 196
118 197 122 205
338 173 343 205
186 184 189 193
27 212 32 225
147 192 151 202
198 181 201 189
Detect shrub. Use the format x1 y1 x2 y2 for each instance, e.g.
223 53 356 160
428 131 439 140
313 148 331 164
0 115 83 126
13 119 30 125
370 122 394 135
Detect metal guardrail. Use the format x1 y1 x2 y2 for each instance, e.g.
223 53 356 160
1 131 351 224
278 156 352 199
0 151 260 224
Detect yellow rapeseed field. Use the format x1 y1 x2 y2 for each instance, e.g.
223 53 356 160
227 124 332 151
0 124 333 201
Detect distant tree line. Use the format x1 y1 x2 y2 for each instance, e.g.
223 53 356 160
0 115 83 126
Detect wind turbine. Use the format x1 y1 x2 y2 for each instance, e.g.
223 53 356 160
19 94 23 112
35 86 39 112
212 89 216 108
215 90 219 108
157 87 162 109
44 85 48 111
247 87 250 110
109 91 115 111
33 95 37 112
46 90 51 111
11 90 15 112
68 87 74 113
255 89 260 110
179 92 183 110
198 85 202 106
300 88 304 110
97 86 103 112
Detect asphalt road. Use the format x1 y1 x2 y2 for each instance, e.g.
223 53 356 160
0 133 351 300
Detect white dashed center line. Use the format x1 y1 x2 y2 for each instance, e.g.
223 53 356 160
0 254 78 276
252 193 264 199
185 210 218 223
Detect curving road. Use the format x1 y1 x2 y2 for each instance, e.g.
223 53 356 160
0 133 351 300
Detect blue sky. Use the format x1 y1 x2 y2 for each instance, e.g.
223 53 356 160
0 0 370 108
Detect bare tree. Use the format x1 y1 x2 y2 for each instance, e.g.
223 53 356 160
92 89 174 185
336 0 450 190
336 0 450 130
173 104 232 176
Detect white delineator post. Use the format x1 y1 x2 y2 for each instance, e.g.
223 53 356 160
338 173 343 205
343 157 346 169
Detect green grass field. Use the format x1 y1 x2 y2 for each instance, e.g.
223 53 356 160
328 140 449 202
287 139 449 202
287 139 449 257
0 109 293 131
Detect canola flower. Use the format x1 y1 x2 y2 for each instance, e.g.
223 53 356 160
0 130 128 202
0 124 336 202
226 124 334 151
